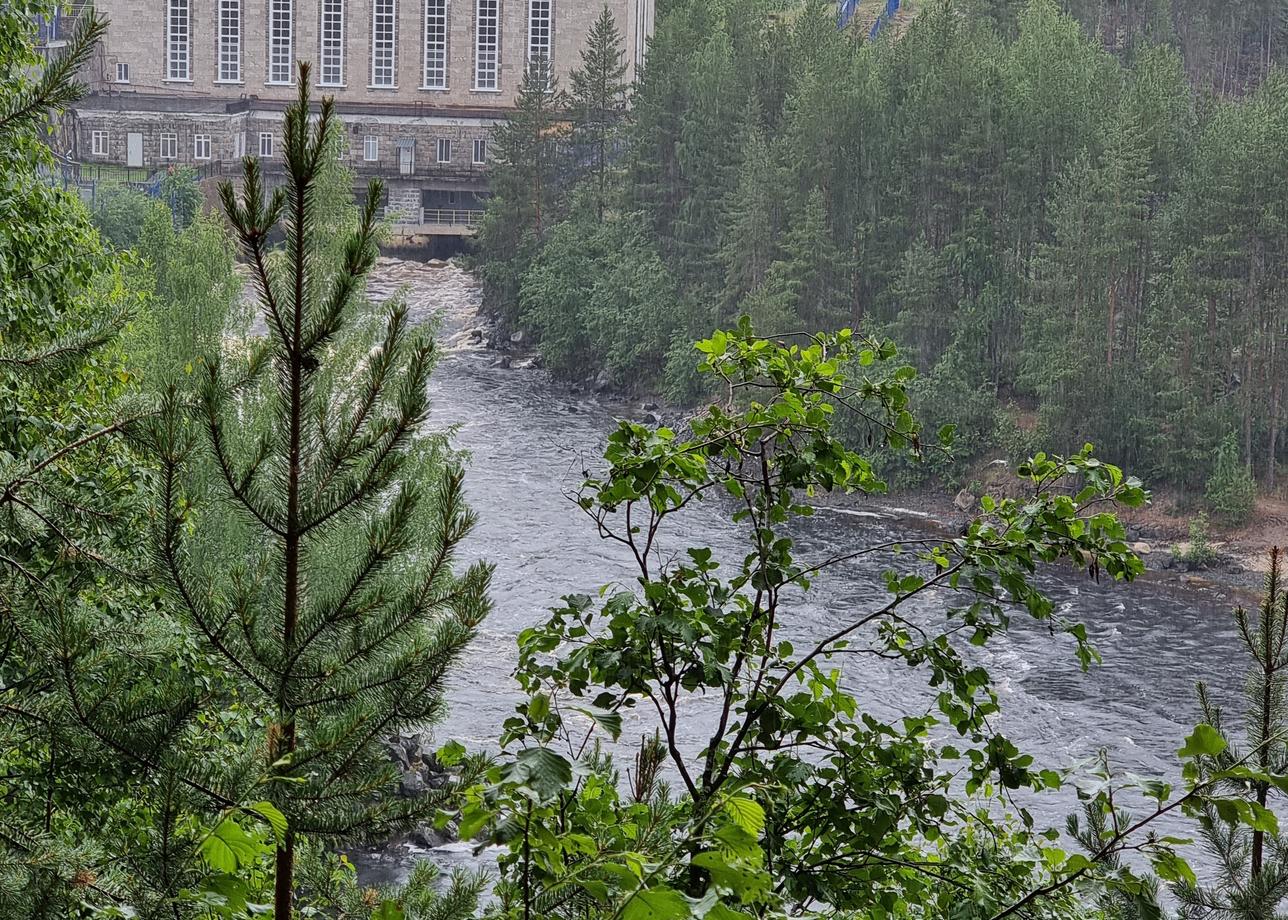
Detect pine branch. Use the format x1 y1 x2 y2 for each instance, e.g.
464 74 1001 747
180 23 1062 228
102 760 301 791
0 11 107 136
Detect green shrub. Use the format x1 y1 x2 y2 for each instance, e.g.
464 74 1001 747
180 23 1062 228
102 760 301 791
1174 513 1221 569
1205 433 1257 525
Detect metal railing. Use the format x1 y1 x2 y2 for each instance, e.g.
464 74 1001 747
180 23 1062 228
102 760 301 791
421 208 483 226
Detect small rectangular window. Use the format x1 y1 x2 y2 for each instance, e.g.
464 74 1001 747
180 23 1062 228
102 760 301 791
160 132 177 158
259 133 274 157
436 138 451 163
91 130 108 156
472 137 486 164
115 62 129 83
194 134 211 160
363 135 379 161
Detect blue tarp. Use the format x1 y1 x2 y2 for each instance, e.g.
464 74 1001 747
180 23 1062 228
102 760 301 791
837 0 860 30
868 0 900 37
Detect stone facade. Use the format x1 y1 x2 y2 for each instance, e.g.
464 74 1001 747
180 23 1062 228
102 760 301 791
64 0 651 182
71 99 498 179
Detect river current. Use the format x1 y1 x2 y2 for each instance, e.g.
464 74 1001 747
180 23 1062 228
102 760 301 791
363 256 1253 880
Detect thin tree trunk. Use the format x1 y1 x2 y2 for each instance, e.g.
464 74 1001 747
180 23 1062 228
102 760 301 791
275 157 308 920
1269 321 1281 489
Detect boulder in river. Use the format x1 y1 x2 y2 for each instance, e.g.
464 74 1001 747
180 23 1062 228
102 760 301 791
1131 541 1152 555
593 369 613 393
510 329 525 345
468 328 484 345
953 489 976 513
409 823 456 849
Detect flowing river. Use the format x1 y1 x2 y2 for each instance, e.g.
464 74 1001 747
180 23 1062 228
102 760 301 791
360 256 1254 881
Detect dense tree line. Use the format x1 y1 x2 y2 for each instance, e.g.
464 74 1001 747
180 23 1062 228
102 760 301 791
476 0 1288 502
10 2 1288 918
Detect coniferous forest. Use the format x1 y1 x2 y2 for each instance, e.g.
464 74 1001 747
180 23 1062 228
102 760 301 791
476 0 1288 505
11 0 1288 918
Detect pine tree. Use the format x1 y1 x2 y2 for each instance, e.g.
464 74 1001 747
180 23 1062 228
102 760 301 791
569 6 629 221
1174 547 1288 919
149 65 491 917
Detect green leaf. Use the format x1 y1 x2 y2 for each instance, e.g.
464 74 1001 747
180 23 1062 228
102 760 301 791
437 739 467 766
574 705 623 740
622 886 692 920
724 795 765 837
247 801 287 845
1178 724 1227 759
503 746 574 801
199 819 261 873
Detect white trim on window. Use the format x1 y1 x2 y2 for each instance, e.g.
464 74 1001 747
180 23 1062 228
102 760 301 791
436 137 451 163
472 137 486 164
91 130 108 156
160 132 177 159
193 134 211 160
422 0 447 89
268 0 294 84
526 0 551 83
259 132 274 157
167 0 190 80
217 0 242 82
370 0 396 86
115 61 129 83
474 0 498 90
319 0 344 86
363 134 379 161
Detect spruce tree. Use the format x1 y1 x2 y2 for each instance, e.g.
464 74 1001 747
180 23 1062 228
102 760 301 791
569 6 629 221
474 55 566 321
149 65 490 917
1174 547 1288 918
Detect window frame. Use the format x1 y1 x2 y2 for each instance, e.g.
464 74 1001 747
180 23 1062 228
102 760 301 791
115 62 130 83
370 0 397 87
319 0 345 86
472 137 486 164
526 0 551 83
91 130 108 156
193 134 212 160
166 0 191 81
217 0 242 82
259 132 274 157
268 0 294 84
363 134 380 161
436 137 452 163
473 0 499 91
422 0 447 89
160 132 177 159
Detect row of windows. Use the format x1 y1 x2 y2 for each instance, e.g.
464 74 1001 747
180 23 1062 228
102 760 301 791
158 0 552 90
89 129 487 164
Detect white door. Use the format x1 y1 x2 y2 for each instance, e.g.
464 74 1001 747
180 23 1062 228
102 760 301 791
399 143 414 175
126 132 143 167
